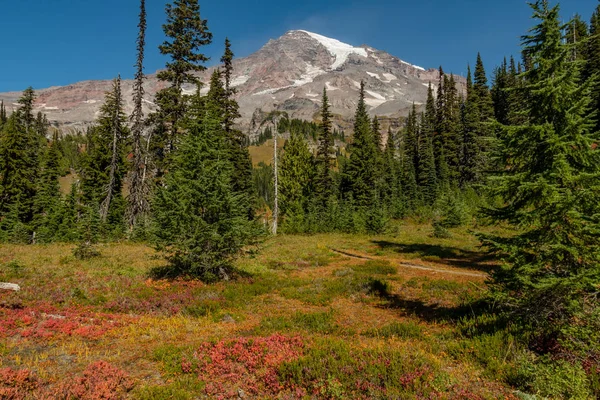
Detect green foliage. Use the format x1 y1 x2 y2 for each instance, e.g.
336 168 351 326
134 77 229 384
482 1 600 359
365 321 423 339
151 74 260 281
279 133 315 228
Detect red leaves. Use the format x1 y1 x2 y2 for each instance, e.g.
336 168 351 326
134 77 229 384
0 361 133 400
0 304 126 341
192 334 304 398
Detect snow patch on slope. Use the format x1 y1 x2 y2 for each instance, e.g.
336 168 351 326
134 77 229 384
366 90 386 101
231 75 250 87
297 30 368 70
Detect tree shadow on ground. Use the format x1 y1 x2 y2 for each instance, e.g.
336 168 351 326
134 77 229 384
372 240 496 273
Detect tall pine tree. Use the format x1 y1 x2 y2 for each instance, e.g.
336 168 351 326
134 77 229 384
482 1 600 342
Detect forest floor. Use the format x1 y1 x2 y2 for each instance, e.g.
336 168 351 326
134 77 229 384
0 222 528 399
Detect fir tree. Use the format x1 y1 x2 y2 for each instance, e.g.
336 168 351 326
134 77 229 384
0 114 37 232
587 4 600 133
153 0 212 174
127 0 150 231
340 82 379 209
80 77 128 235
400 108 419 209
482 1 600 342
99 76 128 231
32 133 62 242
566 13 589 62
315 87 335 207
152 68 256 281
0 101 6 127
382 128 401 216
460 66 480 186
419 84 438 204
220 39 254 219
279 133 315 231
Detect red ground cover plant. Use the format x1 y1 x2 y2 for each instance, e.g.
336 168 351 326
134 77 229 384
50 360 134 399
0 367 38 400
192 334 305 398
0 362 133 400
0 303 127 341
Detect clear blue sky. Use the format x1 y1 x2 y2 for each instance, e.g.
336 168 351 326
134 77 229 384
0 0 597 92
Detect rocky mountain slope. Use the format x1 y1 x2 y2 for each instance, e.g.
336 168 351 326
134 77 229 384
0 30 462 134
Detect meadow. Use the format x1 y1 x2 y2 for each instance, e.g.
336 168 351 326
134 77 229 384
0 222 592 399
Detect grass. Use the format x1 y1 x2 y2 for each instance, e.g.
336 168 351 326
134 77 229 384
0 221 595 398
248 138 286 166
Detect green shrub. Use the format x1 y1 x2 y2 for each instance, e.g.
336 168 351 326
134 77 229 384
352 260 396 275
365 321 423 339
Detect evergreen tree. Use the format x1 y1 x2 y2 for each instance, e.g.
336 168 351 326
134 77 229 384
80 77 128 235
382 128 401 216
419 84 438 204
566 13 588 62
127 0 150 231
340 82 379 209
400 108 419 209
99 77 128 231
587 4 600 133
220 39 255 219
0 114 37 233
152 0 212 175
473 53 494 120
152 68 256 281
32 133 62 242
460 66 480 186
482 1 600 342
279 133 315 231
441 74 461 182
0 101 6 127
315 87 335 206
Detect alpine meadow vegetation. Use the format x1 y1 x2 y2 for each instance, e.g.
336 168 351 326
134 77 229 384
0 0 599 398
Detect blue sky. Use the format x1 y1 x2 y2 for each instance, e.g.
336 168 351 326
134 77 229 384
0 0 598 92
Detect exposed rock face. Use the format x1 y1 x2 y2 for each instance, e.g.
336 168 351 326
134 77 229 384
0 30 464 134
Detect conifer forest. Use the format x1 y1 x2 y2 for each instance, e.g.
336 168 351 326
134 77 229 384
0 0 599 398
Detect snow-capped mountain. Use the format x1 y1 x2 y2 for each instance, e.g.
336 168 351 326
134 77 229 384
0 30 460 134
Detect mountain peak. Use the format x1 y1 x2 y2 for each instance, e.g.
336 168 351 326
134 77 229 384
286 30 368 70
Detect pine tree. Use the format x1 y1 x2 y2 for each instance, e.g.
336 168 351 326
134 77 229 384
32 133 63 242
400 107 419 209
372 116 382 151
0 101 6 127
482 1 600 341
152 68 257 281
220 39 254 219
473 53 494 121
80 78 128 236
315 87 335 206
491 58 510 125
340 82 379 209
152 0 212 175
460 66 480 186
279 133 315 231
0 114 37 232
419 84 438 204
587 4 600 133
382 128 401 216
0 88 43 237
127 0 150 231
441 74 461 183
565 13 588 62
99 77 128 232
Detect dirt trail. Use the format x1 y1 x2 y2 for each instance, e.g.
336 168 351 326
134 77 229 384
329 248 488 279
